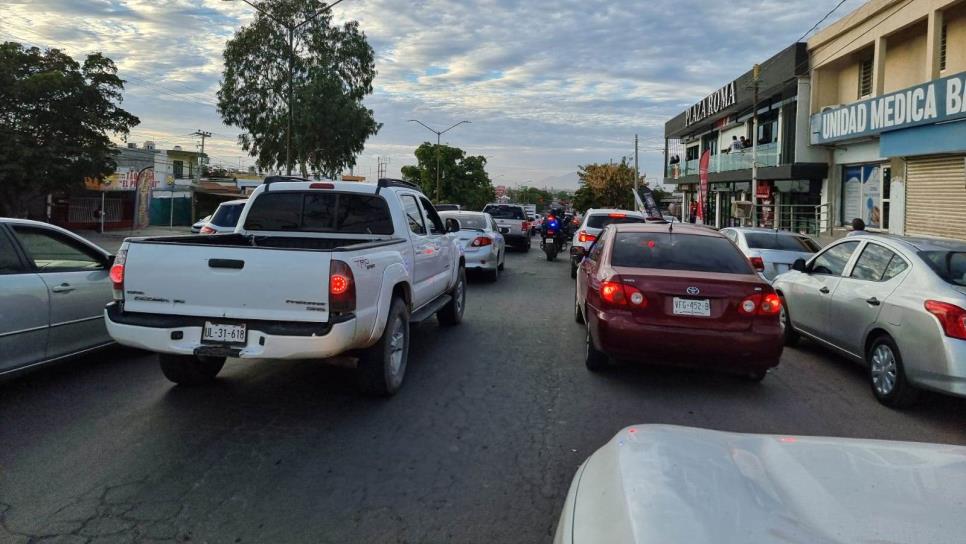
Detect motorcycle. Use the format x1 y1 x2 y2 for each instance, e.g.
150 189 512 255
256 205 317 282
540 217 565 261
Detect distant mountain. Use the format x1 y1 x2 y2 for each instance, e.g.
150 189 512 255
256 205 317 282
532 171 580 190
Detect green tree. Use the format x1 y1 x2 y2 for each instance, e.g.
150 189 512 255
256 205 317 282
401 143 495 210
575 159 636 211
217 0 380 177
0 42 139 216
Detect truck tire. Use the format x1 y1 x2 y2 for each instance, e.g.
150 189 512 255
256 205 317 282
357 297 410 397
437 267 466 326
159 353 225 386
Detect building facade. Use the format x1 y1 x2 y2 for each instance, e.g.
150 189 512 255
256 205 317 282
663 44 829 233
808 0 966 239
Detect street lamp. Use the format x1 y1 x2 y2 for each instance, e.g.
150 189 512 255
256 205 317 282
408 119 471 202
225 0 349 175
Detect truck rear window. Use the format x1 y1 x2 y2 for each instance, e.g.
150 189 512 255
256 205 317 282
611 233 753 274
244 192 394 234
483 205 525 220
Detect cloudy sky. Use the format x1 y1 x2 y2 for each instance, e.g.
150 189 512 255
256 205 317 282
1 0 852 188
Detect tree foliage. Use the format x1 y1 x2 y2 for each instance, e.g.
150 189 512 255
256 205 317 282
217 0 380 177
401 143 495 210
573 159 636 212
0 42 139 216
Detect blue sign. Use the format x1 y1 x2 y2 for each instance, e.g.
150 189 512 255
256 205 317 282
811 70 966 144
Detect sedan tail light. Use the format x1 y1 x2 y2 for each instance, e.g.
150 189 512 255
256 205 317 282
738 293 782 316
199 225 216 234
470 236 493 247
329 260 356 314
749 256 765 272
600 278 647 308
577 231 597 244
924 300 966 340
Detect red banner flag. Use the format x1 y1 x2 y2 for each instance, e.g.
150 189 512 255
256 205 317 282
697 149 711 224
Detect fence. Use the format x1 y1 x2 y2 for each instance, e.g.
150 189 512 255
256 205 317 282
750 203 830 236
68 196 122 224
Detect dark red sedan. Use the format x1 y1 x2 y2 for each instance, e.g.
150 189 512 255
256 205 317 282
574 223 783 380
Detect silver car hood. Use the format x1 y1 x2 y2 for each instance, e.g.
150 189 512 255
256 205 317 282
568 425 966 544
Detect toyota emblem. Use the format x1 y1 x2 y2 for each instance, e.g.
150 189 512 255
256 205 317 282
686 286 700 295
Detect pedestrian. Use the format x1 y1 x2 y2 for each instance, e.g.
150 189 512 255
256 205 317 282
730 136 742 153
689 201 697 224
847 217 867 236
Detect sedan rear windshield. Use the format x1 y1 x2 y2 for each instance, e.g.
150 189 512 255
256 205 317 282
744 232 820 252
210 203 245 227
483 205 525 220
920 251 966 286
447 214 487 230
611 233 753 274
586 214 645 229
244 191 394 234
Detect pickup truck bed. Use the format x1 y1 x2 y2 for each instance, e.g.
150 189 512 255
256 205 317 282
134 232 404 252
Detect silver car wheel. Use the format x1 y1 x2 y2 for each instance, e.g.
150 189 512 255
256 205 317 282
870 344 898 396
455 278 465 315
388 316 405 376
779 305 787 334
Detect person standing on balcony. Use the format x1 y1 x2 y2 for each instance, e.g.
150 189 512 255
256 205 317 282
730 136 742 153
739 136 749 149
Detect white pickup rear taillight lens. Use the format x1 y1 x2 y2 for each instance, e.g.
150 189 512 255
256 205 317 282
925 300 966 340
110 248 127 301
329 260 356 314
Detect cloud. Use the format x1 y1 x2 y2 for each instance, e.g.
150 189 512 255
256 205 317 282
1 0 853 186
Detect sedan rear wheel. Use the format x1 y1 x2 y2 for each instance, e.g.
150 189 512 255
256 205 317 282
574 289 584 324
585 324 608 372
780 299 799 347
868 336 919 408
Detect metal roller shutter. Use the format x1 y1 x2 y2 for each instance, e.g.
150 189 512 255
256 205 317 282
905 155 966 239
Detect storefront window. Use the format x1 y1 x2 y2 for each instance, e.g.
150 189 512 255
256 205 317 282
841 164 886 229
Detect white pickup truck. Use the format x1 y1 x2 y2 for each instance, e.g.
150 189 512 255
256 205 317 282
105 178 467 396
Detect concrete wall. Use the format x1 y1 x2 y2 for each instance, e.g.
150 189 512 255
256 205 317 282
883 22 927 93
944 2 966 74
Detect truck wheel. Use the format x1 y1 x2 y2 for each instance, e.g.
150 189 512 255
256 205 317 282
438 267 466 326
357 297 409 397
522 239 530 253
159 353 225 386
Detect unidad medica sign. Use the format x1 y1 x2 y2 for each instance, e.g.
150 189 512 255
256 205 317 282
811 71 966 144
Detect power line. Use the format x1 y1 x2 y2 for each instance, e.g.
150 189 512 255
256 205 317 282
798 0 851 43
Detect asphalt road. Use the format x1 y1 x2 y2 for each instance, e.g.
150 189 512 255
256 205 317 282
2 246 965 544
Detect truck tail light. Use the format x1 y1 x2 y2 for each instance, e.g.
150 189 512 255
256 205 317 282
924 300 966 340
578 231 597 243
749 256 765 272
522 221 529 232
329 260 356 314
110 248 127 301
471 236 493 247
600 277 647 308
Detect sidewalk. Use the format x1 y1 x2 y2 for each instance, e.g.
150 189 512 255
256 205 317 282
75 226 192 253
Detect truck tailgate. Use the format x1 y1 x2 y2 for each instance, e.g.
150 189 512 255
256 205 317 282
123 242 332 323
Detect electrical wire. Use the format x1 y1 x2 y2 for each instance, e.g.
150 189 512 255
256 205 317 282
797 0 852 43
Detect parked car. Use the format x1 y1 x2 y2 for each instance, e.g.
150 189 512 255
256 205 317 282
482 203 530 251
575 223 783 380
774 234 966 407
569 209 646 278
555 425 966 544
0 218 115 377
199 199 247 234
105 178 466 396
721 227 821 281
434 203 461 212
440 211 506 281
190 214 212 234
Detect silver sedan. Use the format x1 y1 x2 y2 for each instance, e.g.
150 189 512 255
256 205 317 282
1 218 115 377
721 227 821 281
439 211 506 282
774 234 966 407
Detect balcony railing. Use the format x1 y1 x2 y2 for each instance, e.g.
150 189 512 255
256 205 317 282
669 142 782 178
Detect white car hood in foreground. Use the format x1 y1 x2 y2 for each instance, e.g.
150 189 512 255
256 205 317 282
561 425 966 544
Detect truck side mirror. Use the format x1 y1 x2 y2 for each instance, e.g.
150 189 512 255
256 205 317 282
445 218 460 233
792 258 807 273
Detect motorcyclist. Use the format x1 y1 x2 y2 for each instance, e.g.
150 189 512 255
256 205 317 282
541 208 566 250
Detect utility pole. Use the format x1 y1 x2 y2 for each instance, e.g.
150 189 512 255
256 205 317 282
190 130 211 227
751 64 761 227
634 134 640 213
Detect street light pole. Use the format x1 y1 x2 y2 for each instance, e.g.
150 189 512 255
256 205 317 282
227 0 348 175
408 119 471 202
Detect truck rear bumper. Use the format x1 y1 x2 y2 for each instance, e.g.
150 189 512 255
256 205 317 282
104 302 356 360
